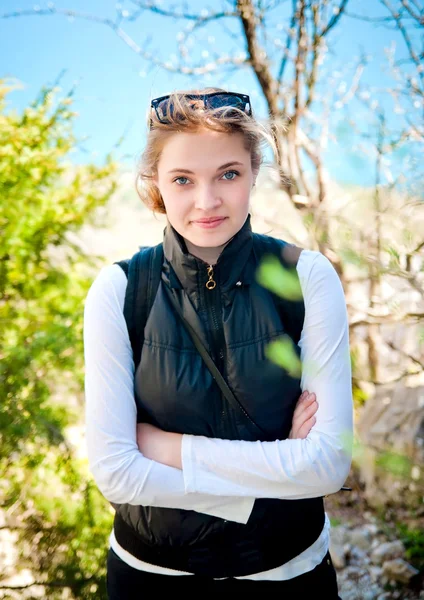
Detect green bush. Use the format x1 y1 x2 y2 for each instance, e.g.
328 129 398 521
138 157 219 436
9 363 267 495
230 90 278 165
0 79 118 598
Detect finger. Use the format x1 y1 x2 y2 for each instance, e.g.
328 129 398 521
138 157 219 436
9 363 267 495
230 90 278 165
295 394 315 416
292 402 307 421
300 393 316 407
293 396 317 420
299 400 318 421
297 416 316 439
297 391 309 404
305 399 318 415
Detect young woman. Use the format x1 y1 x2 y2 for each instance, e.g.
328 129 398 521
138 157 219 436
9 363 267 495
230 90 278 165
84 88 353 598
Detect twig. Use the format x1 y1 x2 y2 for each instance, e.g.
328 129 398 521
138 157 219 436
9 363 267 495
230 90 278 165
236 0 279 116
400 0 424 24
356 368 421 385
350 312 424 329
276 0 297 90
381 0 424 92
320 0 350 36
386 341 424 369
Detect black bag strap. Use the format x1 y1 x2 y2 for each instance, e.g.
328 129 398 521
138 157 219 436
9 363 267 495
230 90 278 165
164 286 267 439
114 243 164 368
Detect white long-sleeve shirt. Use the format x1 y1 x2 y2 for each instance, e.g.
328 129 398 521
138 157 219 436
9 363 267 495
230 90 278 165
84 248 353 579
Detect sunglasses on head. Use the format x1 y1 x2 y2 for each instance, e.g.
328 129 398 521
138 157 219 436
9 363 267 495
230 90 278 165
150 91 252 127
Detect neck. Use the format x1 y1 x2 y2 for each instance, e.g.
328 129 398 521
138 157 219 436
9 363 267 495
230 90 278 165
184 239 226 265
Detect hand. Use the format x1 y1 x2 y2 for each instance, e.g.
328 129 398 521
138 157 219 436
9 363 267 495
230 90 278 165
288 390 318 439
136 422 183 469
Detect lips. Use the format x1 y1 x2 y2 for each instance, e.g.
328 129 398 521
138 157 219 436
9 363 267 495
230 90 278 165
193 217 226 224
191 216 227 229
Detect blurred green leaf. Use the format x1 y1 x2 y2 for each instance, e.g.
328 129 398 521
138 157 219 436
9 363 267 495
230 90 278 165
265 335 302 378
256 254 302 301
386 245 400 269
376 450 412 478
339 247 368 269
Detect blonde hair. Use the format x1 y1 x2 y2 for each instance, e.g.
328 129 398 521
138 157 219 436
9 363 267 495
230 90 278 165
135 87 278 214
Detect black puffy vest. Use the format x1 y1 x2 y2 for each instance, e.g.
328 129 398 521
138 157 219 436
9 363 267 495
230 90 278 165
113 216 325 577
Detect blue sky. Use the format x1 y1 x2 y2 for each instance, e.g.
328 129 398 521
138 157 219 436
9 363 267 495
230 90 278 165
1 0 416 186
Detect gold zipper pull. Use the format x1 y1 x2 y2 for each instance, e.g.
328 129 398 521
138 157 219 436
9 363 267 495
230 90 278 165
206 265 216 290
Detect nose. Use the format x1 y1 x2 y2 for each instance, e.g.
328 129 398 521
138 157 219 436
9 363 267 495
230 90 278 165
194 184 222 211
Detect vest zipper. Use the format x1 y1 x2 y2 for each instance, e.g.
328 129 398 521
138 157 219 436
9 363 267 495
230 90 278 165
204 264 228 432
205 265 216 290
204 265 225 369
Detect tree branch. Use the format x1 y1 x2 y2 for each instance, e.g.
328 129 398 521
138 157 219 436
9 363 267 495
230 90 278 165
0 7 113 24
276 0 297 92
320 0 350 37
387 341 424 369
350 313 424 329
296 126 326 204
405 239 424 271
400 0 424 25
236 0 279 116
381 0 424 93
344 10 395 23
1 6 243 76
131 1 236 21
336 59 366 108
355 368 422 385
305 4 320 109
2 3 237 23
293 0 306 124
0 577 94 590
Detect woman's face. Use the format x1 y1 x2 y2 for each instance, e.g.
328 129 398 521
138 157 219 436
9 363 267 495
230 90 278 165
155 129 255 258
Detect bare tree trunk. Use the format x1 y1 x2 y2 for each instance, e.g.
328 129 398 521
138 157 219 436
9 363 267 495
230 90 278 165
366 114 385 382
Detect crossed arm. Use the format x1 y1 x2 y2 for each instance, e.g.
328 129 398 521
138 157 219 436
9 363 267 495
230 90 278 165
84 250 353 519
136 390 319 470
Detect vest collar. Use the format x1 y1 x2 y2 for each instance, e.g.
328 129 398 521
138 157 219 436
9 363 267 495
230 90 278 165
163 215 254 292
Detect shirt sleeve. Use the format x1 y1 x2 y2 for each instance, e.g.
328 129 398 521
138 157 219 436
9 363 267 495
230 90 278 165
83 263 254 523
181 250 353 499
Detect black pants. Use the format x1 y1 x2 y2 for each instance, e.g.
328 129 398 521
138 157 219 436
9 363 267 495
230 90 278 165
106 547 341 598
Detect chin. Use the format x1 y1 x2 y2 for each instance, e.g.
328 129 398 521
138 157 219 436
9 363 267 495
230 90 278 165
187 228 236 249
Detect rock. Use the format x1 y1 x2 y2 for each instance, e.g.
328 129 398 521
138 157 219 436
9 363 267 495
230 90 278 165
349 527 373 550
350 545 369 565
342 565 365 580
361 591 379 600
356 382 424 507
338 587 358 600
369 565 383 582
329 525 350 569
371 540 405 564
376 594 391 600
338 566 381 600
371 538 381 550
330 539 346 569
331 525 350 546
363 523 379 536
382 558 419 584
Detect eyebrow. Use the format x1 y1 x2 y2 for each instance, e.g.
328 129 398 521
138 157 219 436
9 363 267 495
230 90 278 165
167 161 244 174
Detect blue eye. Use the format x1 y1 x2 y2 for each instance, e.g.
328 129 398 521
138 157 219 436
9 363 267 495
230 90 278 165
174 176 190 185
222 170 239 180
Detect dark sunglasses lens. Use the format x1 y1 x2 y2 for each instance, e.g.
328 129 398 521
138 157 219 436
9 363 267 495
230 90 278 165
152 93 251 125
208 94 247 112
155 98 174 122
